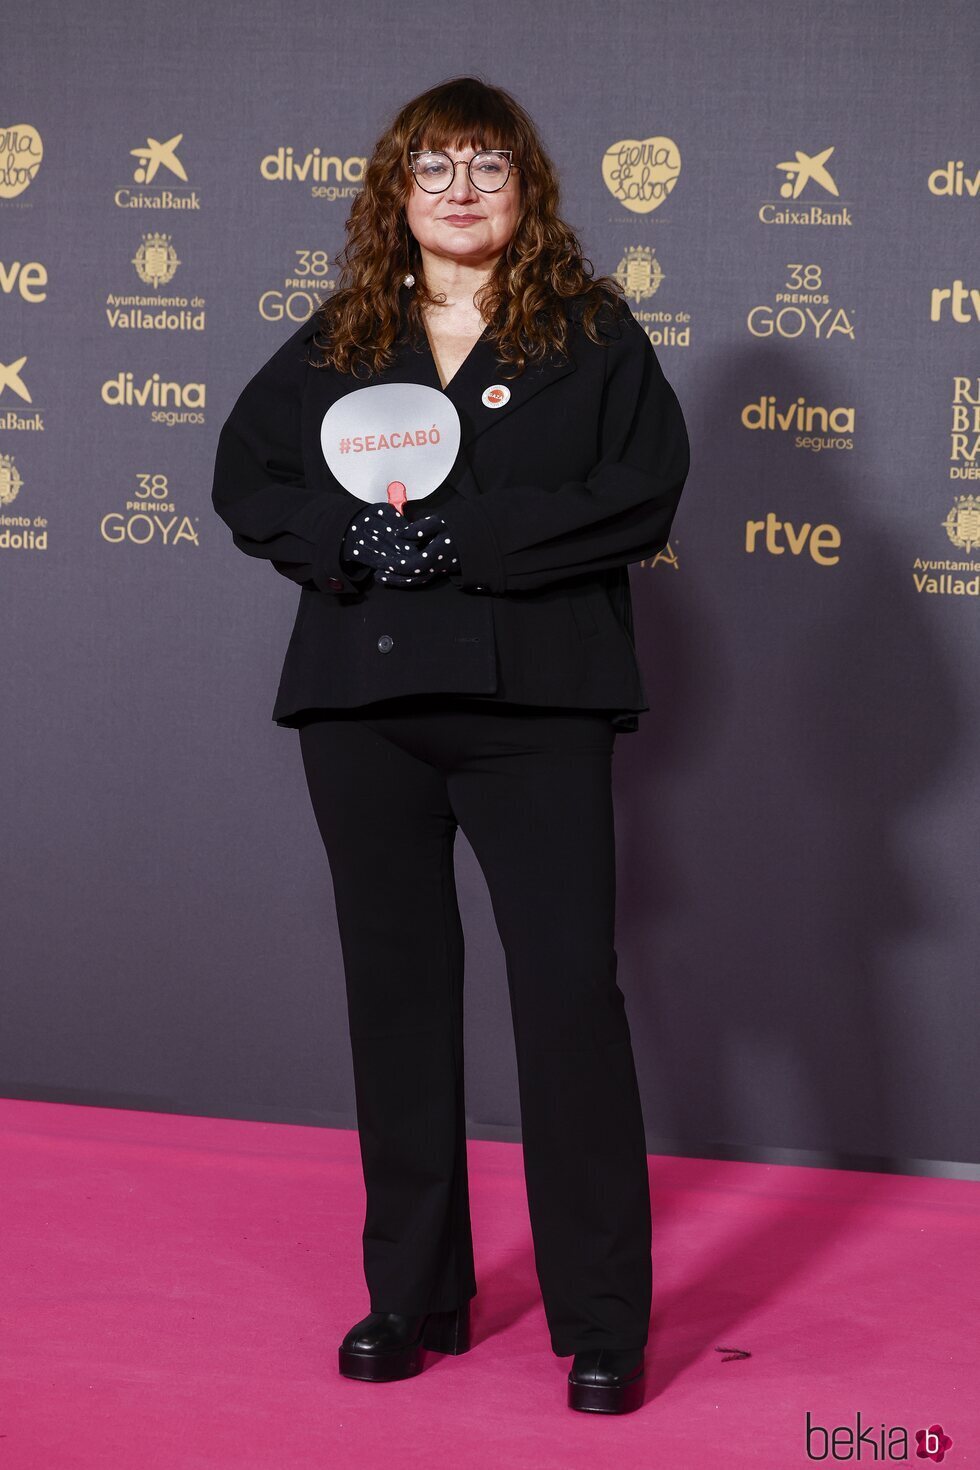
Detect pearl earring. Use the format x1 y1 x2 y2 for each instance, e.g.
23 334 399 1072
403 273 415 288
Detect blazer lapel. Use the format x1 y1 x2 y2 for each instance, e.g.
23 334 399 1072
365 318 578 449
303 310 579 502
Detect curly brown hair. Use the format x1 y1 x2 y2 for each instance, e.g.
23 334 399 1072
308 75 626 381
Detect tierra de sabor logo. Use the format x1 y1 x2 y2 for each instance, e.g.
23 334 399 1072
0 124 43 200
104 234 206 332
741 395 855 452
760 144 852 226
100 371 205 426
602 137 680 214
261 147 365 201
927 159 979 197
116 133 199 211
0 354 43 432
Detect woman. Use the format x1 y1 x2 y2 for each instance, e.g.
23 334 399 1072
211 76 689 1415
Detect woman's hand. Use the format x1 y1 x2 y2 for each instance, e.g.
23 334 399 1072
340 505 459 587
339 503 419 581
375 513 459 586
340 503 407 571
398 514 459 574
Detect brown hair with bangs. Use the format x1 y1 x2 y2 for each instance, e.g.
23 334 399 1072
308 75 626 380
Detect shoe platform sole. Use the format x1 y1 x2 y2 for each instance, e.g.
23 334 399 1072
567 1371 645 1413
338 1306 471 1382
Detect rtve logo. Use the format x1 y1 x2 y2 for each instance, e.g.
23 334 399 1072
0 259 47 303
930 280 980 323
745 513 841 565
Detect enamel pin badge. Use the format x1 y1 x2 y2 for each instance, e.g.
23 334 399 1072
481 384 511 409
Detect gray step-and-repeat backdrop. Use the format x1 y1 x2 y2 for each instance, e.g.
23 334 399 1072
3 2 978 1176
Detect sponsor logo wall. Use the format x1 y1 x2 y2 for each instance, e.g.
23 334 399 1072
4 121 977 588
2 1 977 1164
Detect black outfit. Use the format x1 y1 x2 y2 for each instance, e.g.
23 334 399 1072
210 292 690 733
210 292 689 1356
296 697 652 1356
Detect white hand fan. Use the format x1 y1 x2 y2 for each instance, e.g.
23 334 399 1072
320 383 461 514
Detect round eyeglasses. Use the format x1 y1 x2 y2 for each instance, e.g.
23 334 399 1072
409 149 518 194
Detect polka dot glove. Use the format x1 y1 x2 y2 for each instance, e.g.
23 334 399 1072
378 512 458 587
340 503 409 577
340 504 459 588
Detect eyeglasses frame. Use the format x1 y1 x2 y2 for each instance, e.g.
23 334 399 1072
408 148 520 193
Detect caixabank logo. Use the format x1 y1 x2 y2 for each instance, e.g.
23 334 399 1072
115 133 200 211
805 1410 953 1462
759 144 853 227
0 353 43 432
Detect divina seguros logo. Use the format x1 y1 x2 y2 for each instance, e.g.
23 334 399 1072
100 371 205 426
260 147 365 201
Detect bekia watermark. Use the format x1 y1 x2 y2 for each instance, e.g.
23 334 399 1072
805 1411 953 1461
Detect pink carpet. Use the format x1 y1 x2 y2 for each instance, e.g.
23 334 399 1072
3 1098 976 1469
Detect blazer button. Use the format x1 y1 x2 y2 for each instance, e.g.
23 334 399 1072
377 634 394 653
324 576 344 592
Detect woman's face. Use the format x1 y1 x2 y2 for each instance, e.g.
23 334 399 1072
404 138 521 273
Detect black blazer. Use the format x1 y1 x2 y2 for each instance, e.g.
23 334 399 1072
210 293 690 733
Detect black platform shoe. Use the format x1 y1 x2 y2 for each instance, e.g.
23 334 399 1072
567 1345 646 1413
338 1300 471 1382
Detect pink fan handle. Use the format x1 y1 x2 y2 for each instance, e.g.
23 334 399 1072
386 481 407 514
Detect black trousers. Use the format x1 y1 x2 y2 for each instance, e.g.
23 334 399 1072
297 694 652 1356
